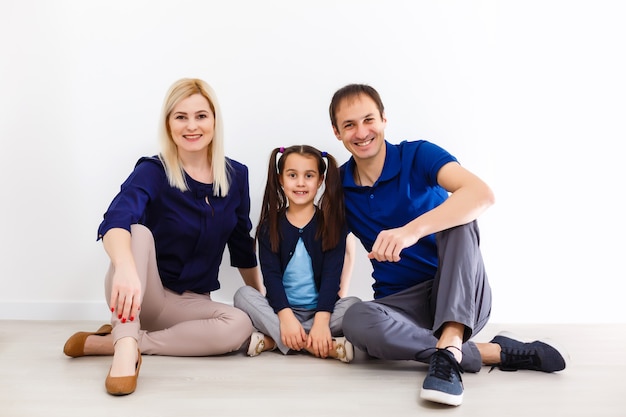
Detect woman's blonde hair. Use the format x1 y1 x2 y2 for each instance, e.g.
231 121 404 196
158 78 230 196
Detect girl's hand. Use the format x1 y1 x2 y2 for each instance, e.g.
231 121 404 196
307 321 333 358
278 309 306 351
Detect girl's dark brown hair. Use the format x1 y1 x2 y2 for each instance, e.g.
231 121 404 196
257 145 345 253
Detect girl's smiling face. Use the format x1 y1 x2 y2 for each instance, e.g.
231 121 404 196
280 153 323 208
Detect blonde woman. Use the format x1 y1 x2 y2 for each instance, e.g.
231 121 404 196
63 78 262 395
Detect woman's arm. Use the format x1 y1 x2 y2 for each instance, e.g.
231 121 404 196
238 266 264 295
102 228 142 323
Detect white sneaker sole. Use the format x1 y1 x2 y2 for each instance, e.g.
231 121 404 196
420 387 463 406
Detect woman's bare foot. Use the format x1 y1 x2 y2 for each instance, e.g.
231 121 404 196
82 333 115 356
109 337 139 377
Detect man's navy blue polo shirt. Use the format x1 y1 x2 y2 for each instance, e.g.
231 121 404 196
340 140 457 299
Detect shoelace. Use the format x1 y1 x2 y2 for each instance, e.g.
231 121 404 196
488 345 541 373
498 347 540 370
417 348 464 381
415 346 463 362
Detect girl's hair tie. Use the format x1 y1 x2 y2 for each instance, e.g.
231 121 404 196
321 151 328 157
279 147 285 153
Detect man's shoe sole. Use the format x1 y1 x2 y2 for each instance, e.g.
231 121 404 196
420 387 463 406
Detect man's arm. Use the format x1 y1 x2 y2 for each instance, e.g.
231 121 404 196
368 161 495 262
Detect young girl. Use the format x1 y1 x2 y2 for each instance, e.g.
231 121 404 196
234 145 360 362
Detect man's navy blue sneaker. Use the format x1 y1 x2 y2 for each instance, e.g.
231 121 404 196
490 331 568 372
420 348 464 406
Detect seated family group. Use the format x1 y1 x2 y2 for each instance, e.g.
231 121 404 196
62 78 567 407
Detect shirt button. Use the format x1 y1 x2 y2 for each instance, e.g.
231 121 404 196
370 194 374 199
299 229 303 233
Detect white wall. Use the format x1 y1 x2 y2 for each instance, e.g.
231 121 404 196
1 0 624 323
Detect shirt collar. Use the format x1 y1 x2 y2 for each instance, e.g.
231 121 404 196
343 140 400 188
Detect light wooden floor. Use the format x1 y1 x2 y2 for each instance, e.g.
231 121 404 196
0 321 623 417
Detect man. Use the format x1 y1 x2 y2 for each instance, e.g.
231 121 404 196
329 84 567 407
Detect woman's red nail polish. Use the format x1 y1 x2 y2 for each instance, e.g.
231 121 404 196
121 318 127 323
130 316 134 321
111 307 115 312
118 314 122 319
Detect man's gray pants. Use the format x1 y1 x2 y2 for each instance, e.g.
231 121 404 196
342 220 492 372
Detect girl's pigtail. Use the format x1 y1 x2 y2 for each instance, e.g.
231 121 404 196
257 147 286 252
319 152 345 251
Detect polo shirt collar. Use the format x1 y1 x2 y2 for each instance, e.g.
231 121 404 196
343 140 400 188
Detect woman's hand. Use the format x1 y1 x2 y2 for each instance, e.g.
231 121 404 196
109 262 142 323
103 228 142 323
